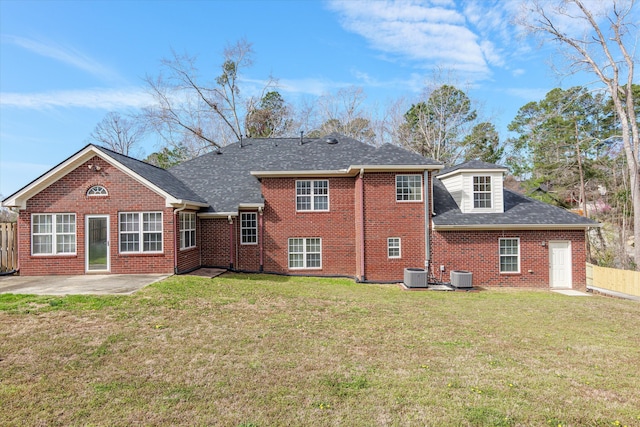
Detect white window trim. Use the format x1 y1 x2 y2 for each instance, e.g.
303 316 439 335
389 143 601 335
31 213 77 256
288 237 322 270
87 185 108 196
396 175 423 202
119 212 163 254
472 176 492 210
179 212 196 250
499 237 520 274
388 237 401 259
296 180 330 212
240 212 258 245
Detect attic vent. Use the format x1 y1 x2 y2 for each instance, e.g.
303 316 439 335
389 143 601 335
325 137 339 145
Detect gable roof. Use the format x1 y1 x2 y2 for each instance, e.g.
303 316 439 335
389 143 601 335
2 144 208 209
170 134 442 214
438 160 508 179
432 178 599 229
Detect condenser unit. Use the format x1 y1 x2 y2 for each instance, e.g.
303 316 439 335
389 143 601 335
450 270 473 288
404 268 427 288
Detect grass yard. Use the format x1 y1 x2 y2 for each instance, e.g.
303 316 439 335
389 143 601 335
1 273 639 427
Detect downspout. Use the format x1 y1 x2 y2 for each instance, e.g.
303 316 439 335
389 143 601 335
173 203 188 274
359 168 366 281
228 215 234 270
424 171 430 274
258 207 264 272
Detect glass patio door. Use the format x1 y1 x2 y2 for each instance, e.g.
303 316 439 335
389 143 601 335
86 215 109 272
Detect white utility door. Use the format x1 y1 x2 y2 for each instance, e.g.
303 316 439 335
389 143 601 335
549 241 572 288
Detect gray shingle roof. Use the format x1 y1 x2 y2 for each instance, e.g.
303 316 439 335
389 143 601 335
95 145 207 204
170 134 441 213
432 178 598 228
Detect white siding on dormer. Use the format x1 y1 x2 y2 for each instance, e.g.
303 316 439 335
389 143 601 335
439 170 504 213
441 174 463 209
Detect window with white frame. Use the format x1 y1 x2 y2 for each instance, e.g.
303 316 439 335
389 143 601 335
119 212 163 253
396 175 422 201
240 212 258 245
288 237 321 269
388 237 401 258
499 238 520 273
473 176 492 208
179 212 196 250
31 213 76 255
296 180 329 211
86 185 108 196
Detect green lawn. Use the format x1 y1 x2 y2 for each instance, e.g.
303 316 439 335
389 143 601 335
1 273 639 426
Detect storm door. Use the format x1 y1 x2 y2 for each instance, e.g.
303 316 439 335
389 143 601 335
86 215 110 272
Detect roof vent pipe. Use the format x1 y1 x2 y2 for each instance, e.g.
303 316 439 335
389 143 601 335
300 130 304 145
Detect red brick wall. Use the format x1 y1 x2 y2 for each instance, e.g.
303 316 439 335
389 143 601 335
363 172 426 282
431 229 588 289
261 177 357 276
200 217 231 268
18 156 175 275
176 211 201 273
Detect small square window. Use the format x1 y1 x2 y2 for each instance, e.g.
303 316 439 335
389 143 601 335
396 175 422 201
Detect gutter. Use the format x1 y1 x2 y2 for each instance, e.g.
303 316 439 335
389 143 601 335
173 203 188 274
358 168 366 281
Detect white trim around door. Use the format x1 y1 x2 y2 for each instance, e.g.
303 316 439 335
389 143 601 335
549 240 572 288
86 215 110 272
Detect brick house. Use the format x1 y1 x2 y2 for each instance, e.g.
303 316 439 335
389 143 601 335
2 134 598 289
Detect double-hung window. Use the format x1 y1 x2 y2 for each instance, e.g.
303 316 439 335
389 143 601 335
31 213 76 255
473 176 492 208
241 212 257 245
388 237 401 259
179 212 196 250
288 237 321 269
396 175 422 201
499 238 520 273
119 212 163 253
296 180 329 211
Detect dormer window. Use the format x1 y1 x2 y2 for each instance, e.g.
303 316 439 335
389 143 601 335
473 176 491 209
87 185 108 196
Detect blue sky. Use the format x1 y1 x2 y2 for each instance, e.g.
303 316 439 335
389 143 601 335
0 0 631 197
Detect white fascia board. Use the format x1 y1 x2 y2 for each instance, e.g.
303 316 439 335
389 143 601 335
238 203 265 209
437 167 507 180
251 164 443 178
432 223 600 231
3 145 197 210
251 170 352 178
3 146 99 209
348 165 443 173
170 200 210 209
197 211 238 218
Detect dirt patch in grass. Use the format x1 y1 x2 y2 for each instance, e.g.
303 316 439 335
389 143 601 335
1 273 639 426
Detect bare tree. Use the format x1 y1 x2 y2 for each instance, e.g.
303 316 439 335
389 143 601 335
144 39 276 158
518 0 639 268
87 112 146 157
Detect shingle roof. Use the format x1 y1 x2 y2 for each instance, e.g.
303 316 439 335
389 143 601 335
95 146 207 204
432 178 598 228
170 134 441 213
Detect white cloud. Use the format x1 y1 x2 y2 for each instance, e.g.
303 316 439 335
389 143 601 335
1 35 122 82
0 87 152 110
326 0 505 80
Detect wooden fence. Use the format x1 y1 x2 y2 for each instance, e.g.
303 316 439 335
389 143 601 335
1 222 17 273
586 263 640 297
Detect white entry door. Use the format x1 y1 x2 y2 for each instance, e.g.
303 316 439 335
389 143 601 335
549 241 572 288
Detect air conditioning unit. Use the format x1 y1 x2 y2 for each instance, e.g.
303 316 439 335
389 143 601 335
450 270 473 288
404 268 427 288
